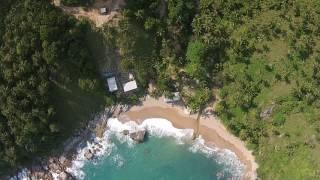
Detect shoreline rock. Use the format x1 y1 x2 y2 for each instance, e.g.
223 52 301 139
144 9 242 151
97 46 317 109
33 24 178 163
9 108 114 180
129 130 146 143
84 149 94 160
122 129 130 135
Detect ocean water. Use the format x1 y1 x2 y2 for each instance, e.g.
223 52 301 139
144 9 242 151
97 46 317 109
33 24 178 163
67 118 245 180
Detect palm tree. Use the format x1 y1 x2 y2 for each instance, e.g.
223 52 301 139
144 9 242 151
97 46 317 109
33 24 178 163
193 105 205 139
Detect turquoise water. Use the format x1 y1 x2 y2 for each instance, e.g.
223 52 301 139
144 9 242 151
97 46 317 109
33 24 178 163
80 135 238 180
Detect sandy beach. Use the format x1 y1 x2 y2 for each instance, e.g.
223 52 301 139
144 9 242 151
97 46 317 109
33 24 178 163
118 96 258 180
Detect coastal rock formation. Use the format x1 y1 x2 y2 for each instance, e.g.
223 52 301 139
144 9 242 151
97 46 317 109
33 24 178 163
85 149 94 160
95 120 108 138
58 171 73 180
48 162 62 173
21 156 75 180
30 171 53 180
122 129 130 135
129 130 146 143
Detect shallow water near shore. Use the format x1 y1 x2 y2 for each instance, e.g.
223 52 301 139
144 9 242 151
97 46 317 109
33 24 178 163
82 136 240 180
67 118 245 180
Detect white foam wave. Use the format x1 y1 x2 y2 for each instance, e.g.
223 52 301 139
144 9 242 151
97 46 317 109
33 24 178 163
189 136 245 178
140 118 194 142
66 133 115 179
111 154 125 168
61 118 244 179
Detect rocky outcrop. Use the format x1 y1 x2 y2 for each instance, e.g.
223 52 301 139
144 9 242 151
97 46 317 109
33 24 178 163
95 120 108 138
58 171 73 180
129 130 146 143
29 171 53 180
23 156 75 180
10 108 114 180
84 149 94 160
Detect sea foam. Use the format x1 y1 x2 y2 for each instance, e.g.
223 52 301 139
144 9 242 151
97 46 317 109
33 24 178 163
10 117 244 179
66 118 244 179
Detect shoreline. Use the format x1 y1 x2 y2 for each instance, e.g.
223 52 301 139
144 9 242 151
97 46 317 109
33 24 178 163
9 96 258 180
119 96 258 180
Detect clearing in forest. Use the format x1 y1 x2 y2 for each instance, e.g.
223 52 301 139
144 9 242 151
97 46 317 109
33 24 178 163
53 0 125 27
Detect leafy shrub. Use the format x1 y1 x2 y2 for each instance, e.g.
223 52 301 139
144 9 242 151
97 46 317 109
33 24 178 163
273 113 286 126
61 0 91 6
78 78 97 91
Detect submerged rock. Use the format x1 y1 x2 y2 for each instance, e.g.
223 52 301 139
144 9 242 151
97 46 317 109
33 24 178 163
122 130 130 135
130 130 146 143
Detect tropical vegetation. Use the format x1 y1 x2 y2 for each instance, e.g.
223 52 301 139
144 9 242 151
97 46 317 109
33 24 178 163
0 0 109 176
104 0 320 179
1 0 320 179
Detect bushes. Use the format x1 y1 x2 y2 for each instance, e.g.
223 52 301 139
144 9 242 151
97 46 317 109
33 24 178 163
273 113 286 126
78 78 97 91
61 0 92 6
186 88 211 112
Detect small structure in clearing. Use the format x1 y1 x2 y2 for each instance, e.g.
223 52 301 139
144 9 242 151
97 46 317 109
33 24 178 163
104 72 138 93
122 73 138 92
100 7 108 15
123 80 138 92
107 76 118 92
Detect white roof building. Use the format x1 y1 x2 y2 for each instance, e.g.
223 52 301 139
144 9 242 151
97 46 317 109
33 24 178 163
107 77 118 92
123 80 138 92
100 7 108 14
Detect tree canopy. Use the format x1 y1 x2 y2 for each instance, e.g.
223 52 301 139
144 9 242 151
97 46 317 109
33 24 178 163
107 0 320 178
0 0 106 175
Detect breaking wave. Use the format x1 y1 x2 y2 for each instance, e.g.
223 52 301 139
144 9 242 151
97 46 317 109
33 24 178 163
66 118 245 179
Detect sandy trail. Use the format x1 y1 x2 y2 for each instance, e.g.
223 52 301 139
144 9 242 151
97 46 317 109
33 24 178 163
119 96 258 180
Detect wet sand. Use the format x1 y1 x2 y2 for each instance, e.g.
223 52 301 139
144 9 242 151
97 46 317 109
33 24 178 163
118 96 258 180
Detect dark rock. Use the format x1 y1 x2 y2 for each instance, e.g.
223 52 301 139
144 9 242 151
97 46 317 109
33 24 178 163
49 162 61 173
59 156 72 168
49 158 55 163
29 169 54 180
129 130 146 143
58 171 73 180
59 156 66 164
97 143 103 148
84 149 93 160
44 173 54 180
123 130 130 135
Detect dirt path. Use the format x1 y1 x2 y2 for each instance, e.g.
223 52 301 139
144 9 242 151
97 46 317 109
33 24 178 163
53 0 125 27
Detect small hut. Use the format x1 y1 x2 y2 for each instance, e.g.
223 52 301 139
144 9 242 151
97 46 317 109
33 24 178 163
123 80 138 92
107 77 118 92
100 7 108 15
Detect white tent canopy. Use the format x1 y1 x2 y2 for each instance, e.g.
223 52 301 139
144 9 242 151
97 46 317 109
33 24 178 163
100 7 108 14
123 80 138 92
107 77 118 92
